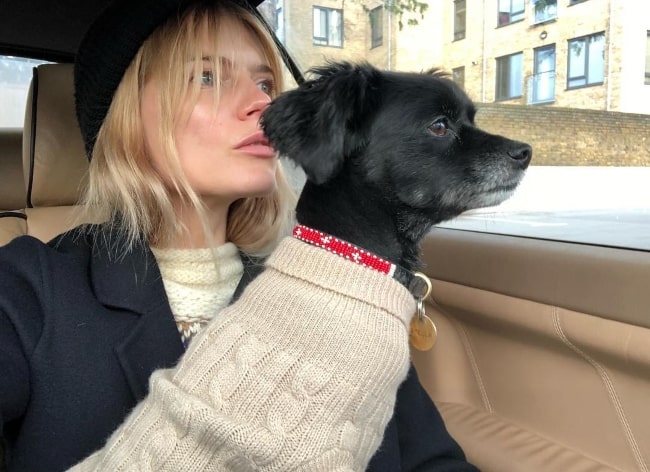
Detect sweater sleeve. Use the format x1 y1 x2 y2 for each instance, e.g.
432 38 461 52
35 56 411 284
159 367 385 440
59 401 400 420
70 237 415 472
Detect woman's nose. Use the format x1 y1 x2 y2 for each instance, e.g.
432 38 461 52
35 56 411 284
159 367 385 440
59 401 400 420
239 81 271 121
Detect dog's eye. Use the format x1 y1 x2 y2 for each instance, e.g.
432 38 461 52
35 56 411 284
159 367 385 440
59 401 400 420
429 119 449 137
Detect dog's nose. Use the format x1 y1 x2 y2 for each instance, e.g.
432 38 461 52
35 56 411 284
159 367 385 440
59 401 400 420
508 143 532 167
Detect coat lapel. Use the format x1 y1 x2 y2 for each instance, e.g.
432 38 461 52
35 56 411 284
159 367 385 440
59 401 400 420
88 227 184 400
86 226 266 401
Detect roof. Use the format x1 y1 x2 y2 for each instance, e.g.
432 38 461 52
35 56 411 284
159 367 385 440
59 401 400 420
0 0 113 62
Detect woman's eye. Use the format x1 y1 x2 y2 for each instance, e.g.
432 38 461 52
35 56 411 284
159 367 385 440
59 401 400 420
429 119 449 136
200 70 214 87
257 79 274 96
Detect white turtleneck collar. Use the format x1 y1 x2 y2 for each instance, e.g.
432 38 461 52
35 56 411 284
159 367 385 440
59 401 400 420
151 243 244 347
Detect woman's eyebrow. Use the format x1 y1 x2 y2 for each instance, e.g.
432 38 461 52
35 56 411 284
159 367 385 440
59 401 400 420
201 55 272 74
250 63 273 75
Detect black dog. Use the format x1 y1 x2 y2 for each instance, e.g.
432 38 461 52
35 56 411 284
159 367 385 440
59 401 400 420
262 62 531 283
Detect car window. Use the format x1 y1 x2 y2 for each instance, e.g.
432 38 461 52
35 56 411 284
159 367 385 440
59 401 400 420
1 3 648 251
0 55 50 127
258 0 650 251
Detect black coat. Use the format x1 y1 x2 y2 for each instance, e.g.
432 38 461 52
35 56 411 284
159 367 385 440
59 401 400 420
0 227 477 472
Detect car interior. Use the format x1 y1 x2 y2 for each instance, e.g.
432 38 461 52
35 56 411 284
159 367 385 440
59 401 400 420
0 126 24 243
1 1 649 471
7 63 100 243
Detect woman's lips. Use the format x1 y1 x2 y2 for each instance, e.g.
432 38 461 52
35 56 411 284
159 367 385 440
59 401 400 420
235 131 277 158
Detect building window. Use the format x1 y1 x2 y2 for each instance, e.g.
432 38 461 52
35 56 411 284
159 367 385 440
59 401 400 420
645 31 650 85
454 0 466 40
275 0 284 43
498 0 525 27
529 45 555 104
370 7 383 48
532 0 557 24
567 32 605 88
313 6 343 47
495 52 523 100
452 66 465 89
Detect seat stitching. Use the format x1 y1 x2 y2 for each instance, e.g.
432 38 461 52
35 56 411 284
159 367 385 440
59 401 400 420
454 319 492 412
552 307 648 472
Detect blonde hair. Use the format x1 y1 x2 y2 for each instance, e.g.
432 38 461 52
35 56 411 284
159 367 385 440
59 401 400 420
79 2 296 256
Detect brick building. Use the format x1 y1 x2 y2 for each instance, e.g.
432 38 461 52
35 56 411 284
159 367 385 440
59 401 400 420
268 0 392 88
268 0 650 115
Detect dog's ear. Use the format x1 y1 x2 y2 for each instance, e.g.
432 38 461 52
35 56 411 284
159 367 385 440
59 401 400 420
261 62 381 185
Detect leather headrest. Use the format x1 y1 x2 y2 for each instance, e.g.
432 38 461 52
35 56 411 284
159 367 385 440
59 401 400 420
0 128 25 210
23 63 88 208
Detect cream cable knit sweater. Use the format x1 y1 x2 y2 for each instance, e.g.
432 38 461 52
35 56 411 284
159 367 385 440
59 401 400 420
151 243 243 346
71 237 415 472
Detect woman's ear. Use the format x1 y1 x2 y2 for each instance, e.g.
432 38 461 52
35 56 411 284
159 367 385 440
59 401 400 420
261 62 381 185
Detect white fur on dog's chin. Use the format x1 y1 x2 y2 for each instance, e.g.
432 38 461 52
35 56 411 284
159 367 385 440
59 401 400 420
439 176 523 211
475 187 518 208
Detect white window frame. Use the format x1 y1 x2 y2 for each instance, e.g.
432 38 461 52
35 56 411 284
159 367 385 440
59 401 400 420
313 6 343 47
529 44 555 104
498 0 525 26
495 52 523 100
567 32 605 89
531 0 557 24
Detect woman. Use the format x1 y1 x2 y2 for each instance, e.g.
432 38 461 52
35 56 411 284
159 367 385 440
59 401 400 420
0 0 478 470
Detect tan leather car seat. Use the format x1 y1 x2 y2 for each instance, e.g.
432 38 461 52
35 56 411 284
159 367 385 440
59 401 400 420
0 128 27 245
22 63 102 242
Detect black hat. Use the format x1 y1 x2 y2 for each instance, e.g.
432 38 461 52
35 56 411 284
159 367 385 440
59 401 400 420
74 0 264 158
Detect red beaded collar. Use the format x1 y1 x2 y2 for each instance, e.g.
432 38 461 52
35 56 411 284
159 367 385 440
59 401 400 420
293 224 437 351
292 224 397 277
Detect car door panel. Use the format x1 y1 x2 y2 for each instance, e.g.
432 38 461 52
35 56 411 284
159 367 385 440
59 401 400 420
413 228 650 472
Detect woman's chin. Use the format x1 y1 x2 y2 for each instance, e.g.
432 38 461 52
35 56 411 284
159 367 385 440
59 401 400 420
222 181 278 202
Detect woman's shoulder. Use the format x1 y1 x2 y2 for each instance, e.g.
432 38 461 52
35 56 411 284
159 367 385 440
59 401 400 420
3 225 92 254
0 225 98 278
0 226 111 364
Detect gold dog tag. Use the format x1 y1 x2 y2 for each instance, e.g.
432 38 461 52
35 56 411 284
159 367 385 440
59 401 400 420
409 298 437 351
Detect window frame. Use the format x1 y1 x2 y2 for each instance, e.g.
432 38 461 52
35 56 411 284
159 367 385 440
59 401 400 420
312 6 343 48
567 32 605 89
495 52 524 100
454 0 466 41
497 0 525 27
452 66 465 89
531 0 557 24
369 6 383 49
530 44 556 104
